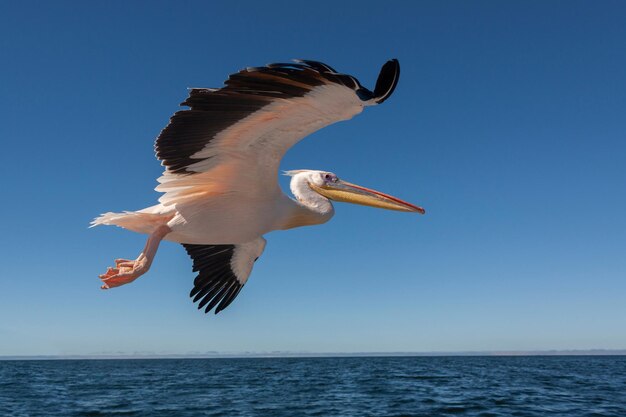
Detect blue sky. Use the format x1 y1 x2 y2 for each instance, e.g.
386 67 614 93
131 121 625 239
1 1 625 356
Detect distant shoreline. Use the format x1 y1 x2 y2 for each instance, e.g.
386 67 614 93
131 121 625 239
2 350 626 360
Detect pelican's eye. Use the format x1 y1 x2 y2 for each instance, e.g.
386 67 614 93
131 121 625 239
324 173 337 183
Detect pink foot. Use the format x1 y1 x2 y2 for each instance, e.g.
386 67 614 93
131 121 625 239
99 256 149 289
98 224 171 290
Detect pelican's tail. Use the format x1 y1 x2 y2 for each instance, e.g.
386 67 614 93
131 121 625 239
90 205 173 234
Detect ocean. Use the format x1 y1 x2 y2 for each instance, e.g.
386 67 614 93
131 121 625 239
1 356 625 416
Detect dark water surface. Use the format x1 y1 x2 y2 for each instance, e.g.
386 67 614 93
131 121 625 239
1 356 625 416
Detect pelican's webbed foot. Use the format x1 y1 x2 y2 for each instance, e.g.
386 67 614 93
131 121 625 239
99 256 150 289
98 224 171 290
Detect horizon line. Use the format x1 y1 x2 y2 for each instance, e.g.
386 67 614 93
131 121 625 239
2 349 626 360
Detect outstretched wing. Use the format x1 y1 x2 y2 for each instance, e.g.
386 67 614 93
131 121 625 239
154 59 400 205
182 237 267 314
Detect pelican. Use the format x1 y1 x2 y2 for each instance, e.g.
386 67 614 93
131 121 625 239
92 59 424 314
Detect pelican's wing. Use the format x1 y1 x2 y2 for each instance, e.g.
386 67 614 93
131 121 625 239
183 237 266 314
154 59 400 204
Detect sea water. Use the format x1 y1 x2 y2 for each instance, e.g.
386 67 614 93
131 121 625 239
1 356 625 416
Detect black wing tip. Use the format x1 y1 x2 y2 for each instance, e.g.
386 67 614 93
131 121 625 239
373 59 400 104
183 243 245 315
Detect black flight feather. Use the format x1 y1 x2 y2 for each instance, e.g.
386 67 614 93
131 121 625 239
373 59 400 104
183 244 244 315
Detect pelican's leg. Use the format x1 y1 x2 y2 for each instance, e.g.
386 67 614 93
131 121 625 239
99 224 171 290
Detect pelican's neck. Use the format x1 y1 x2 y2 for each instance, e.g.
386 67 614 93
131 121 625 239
290 175 334 215
277 176 335 230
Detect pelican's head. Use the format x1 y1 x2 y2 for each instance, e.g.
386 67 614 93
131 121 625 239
285 170 425 214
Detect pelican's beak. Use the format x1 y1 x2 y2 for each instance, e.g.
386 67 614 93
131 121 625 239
310 180 425 214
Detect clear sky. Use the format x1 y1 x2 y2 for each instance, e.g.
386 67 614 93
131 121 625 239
1 1 625 356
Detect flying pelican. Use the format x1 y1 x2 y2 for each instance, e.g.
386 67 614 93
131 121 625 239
92 59 424 314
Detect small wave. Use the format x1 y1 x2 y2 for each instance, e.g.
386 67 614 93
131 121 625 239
394 374 458 380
